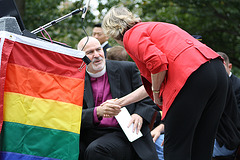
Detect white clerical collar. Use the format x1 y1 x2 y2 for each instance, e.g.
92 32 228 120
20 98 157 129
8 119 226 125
87 66 106 78
101 41 108 48
229 72 232 77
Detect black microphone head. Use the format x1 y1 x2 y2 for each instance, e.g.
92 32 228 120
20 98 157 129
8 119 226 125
82 55 91 65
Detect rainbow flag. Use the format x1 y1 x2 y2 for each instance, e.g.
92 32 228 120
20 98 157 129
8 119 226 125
0 31 86 160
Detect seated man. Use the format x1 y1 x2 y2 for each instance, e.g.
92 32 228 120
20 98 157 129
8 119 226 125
217 52 240 112
78 36 158 160
213 52 240 157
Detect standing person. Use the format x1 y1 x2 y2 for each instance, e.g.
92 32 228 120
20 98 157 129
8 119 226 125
77 36 158 160
217 52 240 112
151 40 240 160
102 6 229 160
92 23 111 57
151 78 240 159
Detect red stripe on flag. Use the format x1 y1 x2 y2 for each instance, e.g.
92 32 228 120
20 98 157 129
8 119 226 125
0 39 14 132
9 41 86 79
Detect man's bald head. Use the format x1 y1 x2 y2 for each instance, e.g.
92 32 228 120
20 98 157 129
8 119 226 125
77 36 105 74
78 36 101 51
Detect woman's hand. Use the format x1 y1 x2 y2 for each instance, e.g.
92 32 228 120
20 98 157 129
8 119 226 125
101 98 118 106
97 101 121 118
151 70 166 105
153 93 162 106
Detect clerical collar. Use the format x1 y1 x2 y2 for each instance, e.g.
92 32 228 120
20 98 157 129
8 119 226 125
87 66 106 78
101 41 108 48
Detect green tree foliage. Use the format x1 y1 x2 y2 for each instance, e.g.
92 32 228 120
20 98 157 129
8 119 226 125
22 0 240 75
97 0 240 76
23 0 95 48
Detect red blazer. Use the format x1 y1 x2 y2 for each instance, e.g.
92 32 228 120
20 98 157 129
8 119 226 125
123 22 221 119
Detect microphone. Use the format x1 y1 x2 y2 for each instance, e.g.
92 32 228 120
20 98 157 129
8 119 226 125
81 0 91 19
31 8 84 34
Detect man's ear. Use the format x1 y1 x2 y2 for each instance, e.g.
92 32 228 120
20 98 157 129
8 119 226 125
229 63 232 71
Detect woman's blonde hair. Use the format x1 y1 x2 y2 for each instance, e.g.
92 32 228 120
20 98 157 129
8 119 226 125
102 6 141 41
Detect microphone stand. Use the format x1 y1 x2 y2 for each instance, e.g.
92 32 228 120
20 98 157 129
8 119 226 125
30 6 91 65
31 8 86 34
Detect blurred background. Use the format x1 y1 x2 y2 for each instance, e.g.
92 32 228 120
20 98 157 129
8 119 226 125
15 0 240 76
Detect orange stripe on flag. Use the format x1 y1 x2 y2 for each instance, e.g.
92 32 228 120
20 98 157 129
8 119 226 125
5 63 84 106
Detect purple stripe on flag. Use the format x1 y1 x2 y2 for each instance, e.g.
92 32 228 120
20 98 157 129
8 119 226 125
0 151 60 160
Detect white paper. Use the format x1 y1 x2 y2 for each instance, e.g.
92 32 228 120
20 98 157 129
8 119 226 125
115 107 143 142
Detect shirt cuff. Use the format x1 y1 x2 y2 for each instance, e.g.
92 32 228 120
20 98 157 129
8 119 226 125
151 63 168 74
93 107 102 123
146 54 168 74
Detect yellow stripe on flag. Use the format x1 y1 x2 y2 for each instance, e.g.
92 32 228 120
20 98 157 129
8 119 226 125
4 92 82 134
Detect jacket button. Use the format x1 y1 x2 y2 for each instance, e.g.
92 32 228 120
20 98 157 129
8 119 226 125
185 39 193 45
147 62 153 69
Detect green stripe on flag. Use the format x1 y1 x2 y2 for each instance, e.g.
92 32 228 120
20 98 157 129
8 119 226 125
0 121 80 160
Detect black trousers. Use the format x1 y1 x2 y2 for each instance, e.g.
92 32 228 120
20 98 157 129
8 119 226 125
164 59 228 160
79 129 136 160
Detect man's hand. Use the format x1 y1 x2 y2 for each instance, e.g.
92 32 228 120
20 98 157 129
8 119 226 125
127 114 143 134
151 123 164 143
97 101 121 118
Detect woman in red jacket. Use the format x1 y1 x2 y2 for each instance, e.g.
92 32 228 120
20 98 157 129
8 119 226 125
102 6 229 160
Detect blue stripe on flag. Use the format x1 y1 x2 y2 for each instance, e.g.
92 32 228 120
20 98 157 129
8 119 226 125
0 151 60 160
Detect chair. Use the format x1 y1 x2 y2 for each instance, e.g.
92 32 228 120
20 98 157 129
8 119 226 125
148 110 158 130
148 105 162 130
212 156 234 160
235 145 240 160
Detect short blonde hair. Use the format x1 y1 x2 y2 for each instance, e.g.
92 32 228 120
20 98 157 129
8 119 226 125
102 6 141 41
